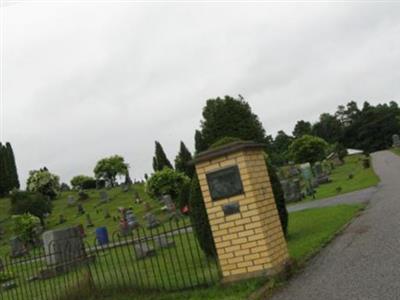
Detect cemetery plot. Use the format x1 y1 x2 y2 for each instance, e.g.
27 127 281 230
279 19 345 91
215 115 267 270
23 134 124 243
0 219 219 300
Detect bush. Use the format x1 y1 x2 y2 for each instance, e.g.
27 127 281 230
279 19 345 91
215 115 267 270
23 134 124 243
188 175 216 258
26 169 60 200
146 168 190 208
12 213 41 244
10 191 52 226
289 135 329 164
71 175 97 190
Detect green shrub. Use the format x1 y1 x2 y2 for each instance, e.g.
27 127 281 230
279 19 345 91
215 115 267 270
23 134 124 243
26 169 60 200
188 175 216 258
289 135 329 164
10 191 52 226
146 168 190 208
71 175 97 190
12 213 41 244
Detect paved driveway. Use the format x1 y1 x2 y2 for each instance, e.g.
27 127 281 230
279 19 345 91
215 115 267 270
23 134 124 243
271 151 400 300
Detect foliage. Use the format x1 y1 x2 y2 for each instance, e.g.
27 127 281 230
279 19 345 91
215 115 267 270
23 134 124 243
10 191 52 225
60 183 71 191
146 168 190 207
12 213 41 244
0 142 19 196
209 136 241 149
293 120 313 138
265 156 288 236
153 141 173 172
188 175 216 258
312 113 343 144
26 168 60 200
289 135 329 164
71 175 97 190
174 142 194 179
195 95 267 153
94 155 128 187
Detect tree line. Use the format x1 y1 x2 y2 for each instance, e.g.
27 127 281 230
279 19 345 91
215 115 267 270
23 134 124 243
0 142 20 196
268 101 400 165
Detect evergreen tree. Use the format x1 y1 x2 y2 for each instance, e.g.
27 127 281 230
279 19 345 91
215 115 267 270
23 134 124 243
0 143 7 196
174 142 195 179
293 120 313 138
5 142 20 189
196 95 267 152
152 141 173 172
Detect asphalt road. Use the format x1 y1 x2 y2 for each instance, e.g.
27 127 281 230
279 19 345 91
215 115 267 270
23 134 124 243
271 151 400 300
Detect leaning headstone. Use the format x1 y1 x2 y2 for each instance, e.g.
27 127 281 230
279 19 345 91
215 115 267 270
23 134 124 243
162 195 181 219
10 237 27 258
133 242 156 259
154 235 175 249
393 134 400 148
144 212 160 229
313 162 330 184
42 227 85 266
288 162 300 177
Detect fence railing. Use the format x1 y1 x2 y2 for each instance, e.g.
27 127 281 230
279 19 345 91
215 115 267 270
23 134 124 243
0 219 221 300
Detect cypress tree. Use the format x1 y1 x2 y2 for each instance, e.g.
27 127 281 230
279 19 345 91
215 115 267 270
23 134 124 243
0 143 6 196
152 141 173 172
174 141 195 179
5 142 20 189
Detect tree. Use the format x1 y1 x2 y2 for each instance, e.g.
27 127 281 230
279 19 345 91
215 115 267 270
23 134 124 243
94 155 128 187
5 143 20 190
272 130 293 164
289 135 329 164
153 141 173 172
188 175 216 257
70 175 97 190
146 168 190 208
195 95 267 152
293 120 312 138
175 142 195 179
10 191 52 226
0 143 9 196
312 113 343 144
26 168 60 200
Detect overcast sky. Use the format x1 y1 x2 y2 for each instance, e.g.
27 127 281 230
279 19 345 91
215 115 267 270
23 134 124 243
1 1 400 186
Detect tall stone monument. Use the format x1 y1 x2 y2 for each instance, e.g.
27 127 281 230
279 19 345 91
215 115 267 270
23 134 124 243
193 141 289 282
393 134 400 148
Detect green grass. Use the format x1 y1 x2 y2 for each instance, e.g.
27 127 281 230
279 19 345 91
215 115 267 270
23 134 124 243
303 155 379 201
0 184 188 256
73 204 363 300
391 148 400 156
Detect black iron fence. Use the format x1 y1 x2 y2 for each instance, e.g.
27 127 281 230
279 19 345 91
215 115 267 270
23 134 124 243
0 219 221 300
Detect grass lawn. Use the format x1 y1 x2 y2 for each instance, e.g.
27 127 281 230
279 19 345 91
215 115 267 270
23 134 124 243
302 154 379 202
80 204 363 300
391 148 400 156
0 184 189 257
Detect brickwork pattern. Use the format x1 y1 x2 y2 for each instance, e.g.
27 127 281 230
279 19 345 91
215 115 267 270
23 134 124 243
195 149 289 280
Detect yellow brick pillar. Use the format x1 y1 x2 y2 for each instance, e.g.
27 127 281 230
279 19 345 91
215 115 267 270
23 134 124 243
193 141 289 282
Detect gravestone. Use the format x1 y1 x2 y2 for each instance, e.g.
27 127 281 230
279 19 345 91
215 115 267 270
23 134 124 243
393 134 400 148
313 162 330 184
42 227 85 266
125 209 139 229
144 212 160 229
162 194 180 219
103 208 111 219
99 191 110 204
78 190 89 201
58 215 67 225
133 242 156 259
121 184 130 193
86 214 94 228
77 203 85 215
288 162 300 177
154 235 175 248
10 237 27 258
280 179 302 203
67 196 76 206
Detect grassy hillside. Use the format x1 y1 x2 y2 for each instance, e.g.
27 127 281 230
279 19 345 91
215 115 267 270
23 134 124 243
0 183 184 256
